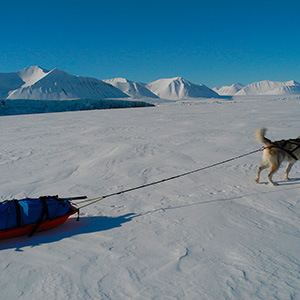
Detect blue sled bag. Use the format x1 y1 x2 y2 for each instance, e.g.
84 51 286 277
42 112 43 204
0 196 71 231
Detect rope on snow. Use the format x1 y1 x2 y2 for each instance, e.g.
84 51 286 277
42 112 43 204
74 147 265 211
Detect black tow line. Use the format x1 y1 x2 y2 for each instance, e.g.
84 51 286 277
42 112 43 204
74 147 264 212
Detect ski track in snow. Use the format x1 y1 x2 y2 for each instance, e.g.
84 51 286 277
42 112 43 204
0 96 300 299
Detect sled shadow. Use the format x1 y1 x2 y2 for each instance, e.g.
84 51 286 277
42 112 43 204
0 213 135 251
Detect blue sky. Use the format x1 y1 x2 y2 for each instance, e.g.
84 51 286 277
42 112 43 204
0 0 299 88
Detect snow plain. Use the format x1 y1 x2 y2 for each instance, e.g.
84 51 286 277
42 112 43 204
1 96 300 300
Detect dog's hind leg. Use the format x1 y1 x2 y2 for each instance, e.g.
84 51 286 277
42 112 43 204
267 163 279 186
255 161 269 183
284 161 295 181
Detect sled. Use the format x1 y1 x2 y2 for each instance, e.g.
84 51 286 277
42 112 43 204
0 196 82 240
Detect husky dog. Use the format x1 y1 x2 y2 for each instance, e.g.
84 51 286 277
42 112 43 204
255 128 300 186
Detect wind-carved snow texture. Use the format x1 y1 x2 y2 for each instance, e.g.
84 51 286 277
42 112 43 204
0 96 300 299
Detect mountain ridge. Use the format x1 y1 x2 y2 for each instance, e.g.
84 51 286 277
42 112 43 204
103 77 159 98
146 77 219 99
1 66 300 99
236 80 300 95
4 66 128 100
213 83 245 95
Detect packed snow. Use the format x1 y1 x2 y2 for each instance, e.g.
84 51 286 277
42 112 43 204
1 95 300 299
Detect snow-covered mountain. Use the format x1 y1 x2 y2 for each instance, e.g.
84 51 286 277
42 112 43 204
146 77 219 100
103 77 159 98
17 65 49 87
2 66 300 100
236 80 300 95
213 83 245 95
1 66 128 100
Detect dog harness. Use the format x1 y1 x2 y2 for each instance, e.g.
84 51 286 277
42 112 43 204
268 139 300 160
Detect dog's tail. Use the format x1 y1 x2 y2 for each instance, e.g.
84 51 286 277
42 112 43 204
255 127 272 146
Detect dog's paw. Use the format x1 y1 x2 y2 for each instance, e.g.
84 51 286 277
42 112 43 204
255 177 259 183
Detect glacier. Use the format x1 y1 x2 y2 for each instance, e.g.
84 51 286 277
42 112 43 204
0 99 154 116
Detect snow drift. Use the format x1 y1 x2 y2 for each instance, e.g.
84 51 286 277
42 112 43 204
103 78 159 98
146 77 219 99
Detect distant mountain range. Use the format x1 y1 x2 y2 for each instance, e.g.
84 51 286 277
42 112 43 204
104 76 219 99
0 66 299 100
0 66 128 100
0 66 218 100
145 77 219 99
213 83 245 95
214 80 300 96
103 77 159 99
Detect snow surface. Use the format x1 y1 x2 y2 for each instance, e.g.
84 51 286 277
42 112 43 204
103 78 159 99
213 83 245 95
146 77 219 99
1 96 300 299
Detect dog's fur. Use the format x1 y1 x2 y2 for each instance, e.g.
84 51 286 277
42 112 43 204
255 128 300 186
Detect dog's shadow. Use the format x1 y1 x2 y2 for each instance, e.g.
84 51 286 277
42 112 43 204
278 178 300 185
259 177 300 186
